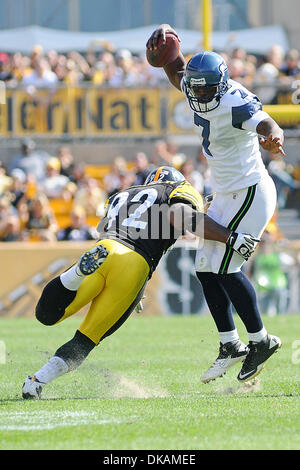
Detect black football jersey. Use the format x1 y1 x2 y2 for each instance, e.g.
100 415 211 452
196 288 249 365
97 181 203 275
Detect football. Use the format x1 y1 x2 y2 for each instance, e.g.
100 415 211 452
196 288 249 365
146 32 180 67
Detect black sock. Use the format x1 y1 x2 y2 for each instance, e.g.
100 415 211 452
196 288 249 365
55 330 96 370
217 271 263 333
196 272 235 332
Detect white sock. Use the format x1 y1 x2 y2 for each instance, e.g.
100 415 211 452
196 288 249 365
248 327 268 343
219 328 239 344
60 264 84 291
34 356 69 384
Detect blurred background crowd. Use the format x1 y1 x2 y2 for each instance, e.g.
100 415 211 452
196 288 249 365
0 133 299 244
0 40 300 316
0 133 299 315
0 42 300 103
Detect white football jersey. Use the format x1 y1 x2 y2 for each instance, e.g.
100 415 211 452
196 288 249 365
181 78 269 193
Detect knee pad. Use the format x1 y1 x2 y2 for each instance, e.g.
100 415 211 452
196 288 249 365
35 277 77 325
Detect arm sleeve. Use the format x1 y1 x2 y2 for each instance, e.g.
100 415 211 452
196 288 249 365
241 110 271 133
232 98 264 130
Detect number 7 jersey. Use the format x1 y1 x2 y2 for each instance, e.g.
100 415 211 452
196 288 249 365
97 181 203 275
181 78 270 193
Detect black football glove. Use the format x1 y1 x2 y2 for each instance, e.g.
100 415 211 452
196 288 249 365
226 232 260 260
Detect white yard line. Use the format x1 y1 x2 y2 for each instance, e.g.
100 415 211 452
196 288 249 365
0 410 130 431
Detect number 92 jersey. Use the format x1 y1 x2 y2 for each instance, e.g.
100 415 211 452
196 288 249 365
97 181 203 275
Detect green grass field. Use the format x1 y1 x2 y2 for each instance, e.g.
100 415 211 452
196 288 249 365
0 314 299 450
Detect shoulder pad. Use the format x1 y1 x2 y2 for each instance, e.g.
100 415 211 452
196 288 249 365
169 181 203 211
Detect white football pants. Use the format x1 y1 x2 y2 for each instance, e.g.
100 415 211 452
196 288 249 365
195 174 277 274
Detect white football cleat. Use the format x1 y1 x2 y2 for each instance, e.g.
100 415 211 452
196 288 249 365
201 340 249 383
22 376 45 399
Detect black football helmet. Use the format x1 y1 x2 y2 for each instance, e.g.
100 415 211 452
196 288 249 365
144 166 186 184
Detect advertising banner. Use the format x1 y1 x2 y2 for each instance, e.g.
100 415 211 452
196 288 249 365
1 86 299 137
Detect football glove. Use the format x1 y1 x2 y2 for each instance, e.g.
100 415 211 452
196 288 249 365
135 301 143 314
226 232 260 260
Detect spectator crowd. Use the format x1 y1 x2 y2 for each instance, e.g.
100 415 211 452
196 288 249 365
0 42 300 314
0 42 300 103
0 136 299 315
0 136 300 244
0 138 187 243
0 41 299 242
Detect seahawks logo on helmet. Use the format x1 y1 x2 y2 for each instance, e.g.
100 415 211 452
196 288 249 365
145 166 186 185
219 62 228 78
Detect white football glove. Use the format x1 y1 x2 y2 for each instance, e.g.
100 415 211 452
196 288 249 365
135 301 143 314
226 232 260 260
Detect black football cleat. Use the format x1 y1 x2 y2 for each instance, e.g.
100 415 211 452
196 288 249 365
78 244 108 276
237 334 282 382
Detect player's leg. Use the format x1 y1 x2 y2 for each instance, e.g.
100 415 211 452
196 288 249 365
22 243 109 399
77 248 149 345
35 244 108 326
22 331 96 399
196 271 249 383
53 246 149 386
23 241 150 399
212 177 281 381
195 200 249 382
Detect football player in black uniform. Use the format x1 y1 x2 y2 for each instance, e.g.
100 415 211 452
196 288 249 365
22 166 258 398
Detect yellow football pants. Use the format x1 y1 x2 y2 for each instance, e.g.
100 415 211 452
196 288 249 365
57 239 150 344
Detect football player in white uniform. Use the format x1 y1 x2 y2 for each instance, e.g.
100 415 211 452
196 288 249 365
147 25 284 383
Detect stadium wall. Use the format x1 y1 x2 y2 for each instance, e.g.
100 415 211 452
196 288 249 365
0 241 165 318
0 240 299 318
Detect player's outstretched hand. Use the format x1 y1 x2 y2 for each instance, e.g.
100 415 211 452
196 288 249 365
259 133 286 156
146 24 181 50
227 232 260 260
